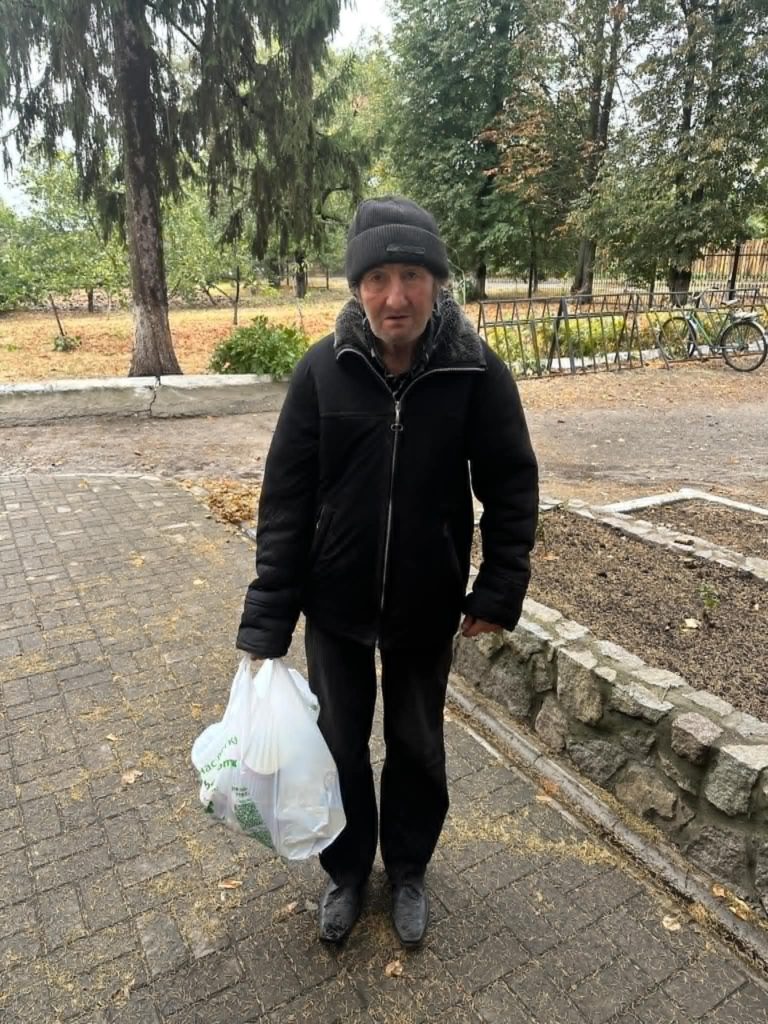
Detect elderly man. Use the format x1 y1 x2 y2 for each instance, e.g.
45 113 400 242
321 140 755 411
237 197 538 947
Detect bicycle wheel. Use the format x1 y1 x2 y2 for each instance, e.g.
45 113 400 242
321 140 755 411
720 319 768 372
658 316 694 361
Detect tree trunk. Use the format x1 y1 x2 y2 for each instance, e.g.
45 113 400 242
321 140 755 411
475 262 487 301
295 267 308 299
87 288 94 313
667 265 692 306
233 264 240 325
527 227 539 298
728 243 742 300
572 238 596 299
112 2 181 377
571 3 622 296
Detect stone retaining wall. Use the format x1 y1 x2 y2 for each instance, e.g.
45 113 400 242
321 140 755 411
452 597 768 914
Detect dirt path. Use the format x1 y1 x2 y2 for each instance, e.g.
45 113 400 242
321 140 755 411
2 363 767 508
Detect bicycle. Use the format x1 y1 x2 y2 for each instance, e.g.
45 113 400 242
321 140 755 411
657 294 768 372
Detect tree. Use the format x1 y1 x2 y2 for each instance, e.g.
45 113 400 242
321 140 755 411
384 0 534 297
565 0 632 295
163 184 255 320
0 203 44 311
0 2 343 375
481 83 586 294
20 153 128 308
576 0 768 301
635 0 768 299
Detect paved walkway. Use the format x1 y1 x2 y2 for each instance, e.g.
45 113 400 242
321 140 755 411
1 473 767 1024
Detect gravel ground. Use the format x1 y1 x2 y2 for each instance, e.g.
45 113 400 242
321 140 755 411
2 363 767 508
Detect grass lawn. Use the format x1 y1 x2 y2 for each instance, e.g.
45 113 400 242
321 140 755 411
0 289 351 384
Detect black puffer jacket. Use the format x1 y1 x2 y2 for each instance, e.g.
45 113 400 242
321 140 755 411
236 295 538 657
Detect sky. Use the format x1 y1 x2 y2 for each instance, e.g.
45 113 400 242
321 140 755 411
333 2 392 49
0 4 393 212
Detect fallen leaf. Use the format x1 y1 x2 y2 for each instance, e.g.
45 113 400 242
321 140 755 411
121 769 143 785
662 915 682 932
712 884 727 898
384 958 404 978
105 733 118 743
541 553 560 561
728 897 751 921
682 617 701 629
273 900 300 922
192 578 205 587
217 879 243 890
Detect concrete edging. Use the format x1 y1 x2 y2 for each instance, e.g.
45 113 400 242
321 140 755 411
0 374 289 425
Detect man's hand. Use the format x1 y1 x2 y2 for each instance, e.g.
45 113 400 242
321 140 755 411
460 615 502 638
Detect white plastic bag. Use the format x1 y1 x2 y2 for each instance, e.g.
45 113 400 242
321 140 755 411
191 656 346 859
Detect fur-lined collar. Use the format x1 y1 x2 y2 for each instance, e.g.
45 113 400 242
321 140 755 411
333 292 486 369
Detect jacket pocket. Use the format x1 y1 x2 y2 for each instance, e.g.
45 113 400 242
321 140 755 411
442 521 463 587
309 505 335 564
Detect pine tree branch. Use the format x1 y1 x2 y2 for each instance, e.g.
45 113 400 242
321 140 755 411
144 1 202 54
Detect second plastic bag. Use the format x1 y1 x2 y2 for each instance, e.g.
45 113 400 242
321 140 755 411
191 656 346 860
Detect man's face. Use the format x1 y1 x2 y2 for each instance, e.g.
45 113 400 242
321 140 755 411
358 263 437 346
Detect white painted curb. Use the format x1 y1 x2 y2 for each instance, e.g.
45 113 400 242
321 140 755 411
0 374 289 425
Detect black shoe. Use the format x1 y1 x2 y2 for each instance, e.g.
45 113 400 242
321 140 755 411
392 877 429 947
318 880 363 944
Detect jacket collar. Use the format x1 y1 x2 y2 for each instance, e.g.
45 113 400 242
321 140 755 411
333 291 486 370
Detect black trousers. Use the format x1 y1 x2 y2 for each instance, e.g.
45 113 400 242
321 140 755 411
305 620 453 887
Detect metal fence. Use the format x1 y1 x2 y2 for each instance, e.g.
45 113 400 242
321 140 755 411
477 288 767 377
486 240 768 299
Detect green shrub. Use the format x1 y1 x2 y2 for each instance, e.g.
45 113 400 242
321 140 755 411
52 333 81 352
209 316 309 377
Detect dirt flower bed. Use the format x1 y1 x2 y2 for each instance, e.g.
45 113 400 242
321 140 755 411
631 499 768 561
508 508 768 720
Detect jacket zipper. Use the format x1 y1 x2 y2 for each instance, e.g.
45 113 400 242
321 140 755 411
337 347 484 612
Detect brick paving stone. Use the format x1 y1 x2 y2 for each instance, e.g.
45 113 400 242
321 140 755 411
103 810 150 862
661 958 748 1019
701 981 768 1023
0 847 34 907
116 842 190 887
30 820 106 868
155 950 245 1017
136 910 189 978
607 986 690 1024
471 843 554 896
507 959 590 1023
163 982 263 1024
3 474 768 1024
450 763 537 808
173 897 230 960
535 926 617 990
473 979 538 1024
107 990 162 1024
0 968 55 1024
0 921 42 968
34 843 113 892
569 955 657 1023
38 884 88 950
0 816 26 853
263 977 364 1024
597 898 699 983
447 931 529 993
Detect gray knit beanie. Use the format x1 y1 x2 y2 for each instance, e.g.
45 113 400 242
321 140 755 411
345 196 450 286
